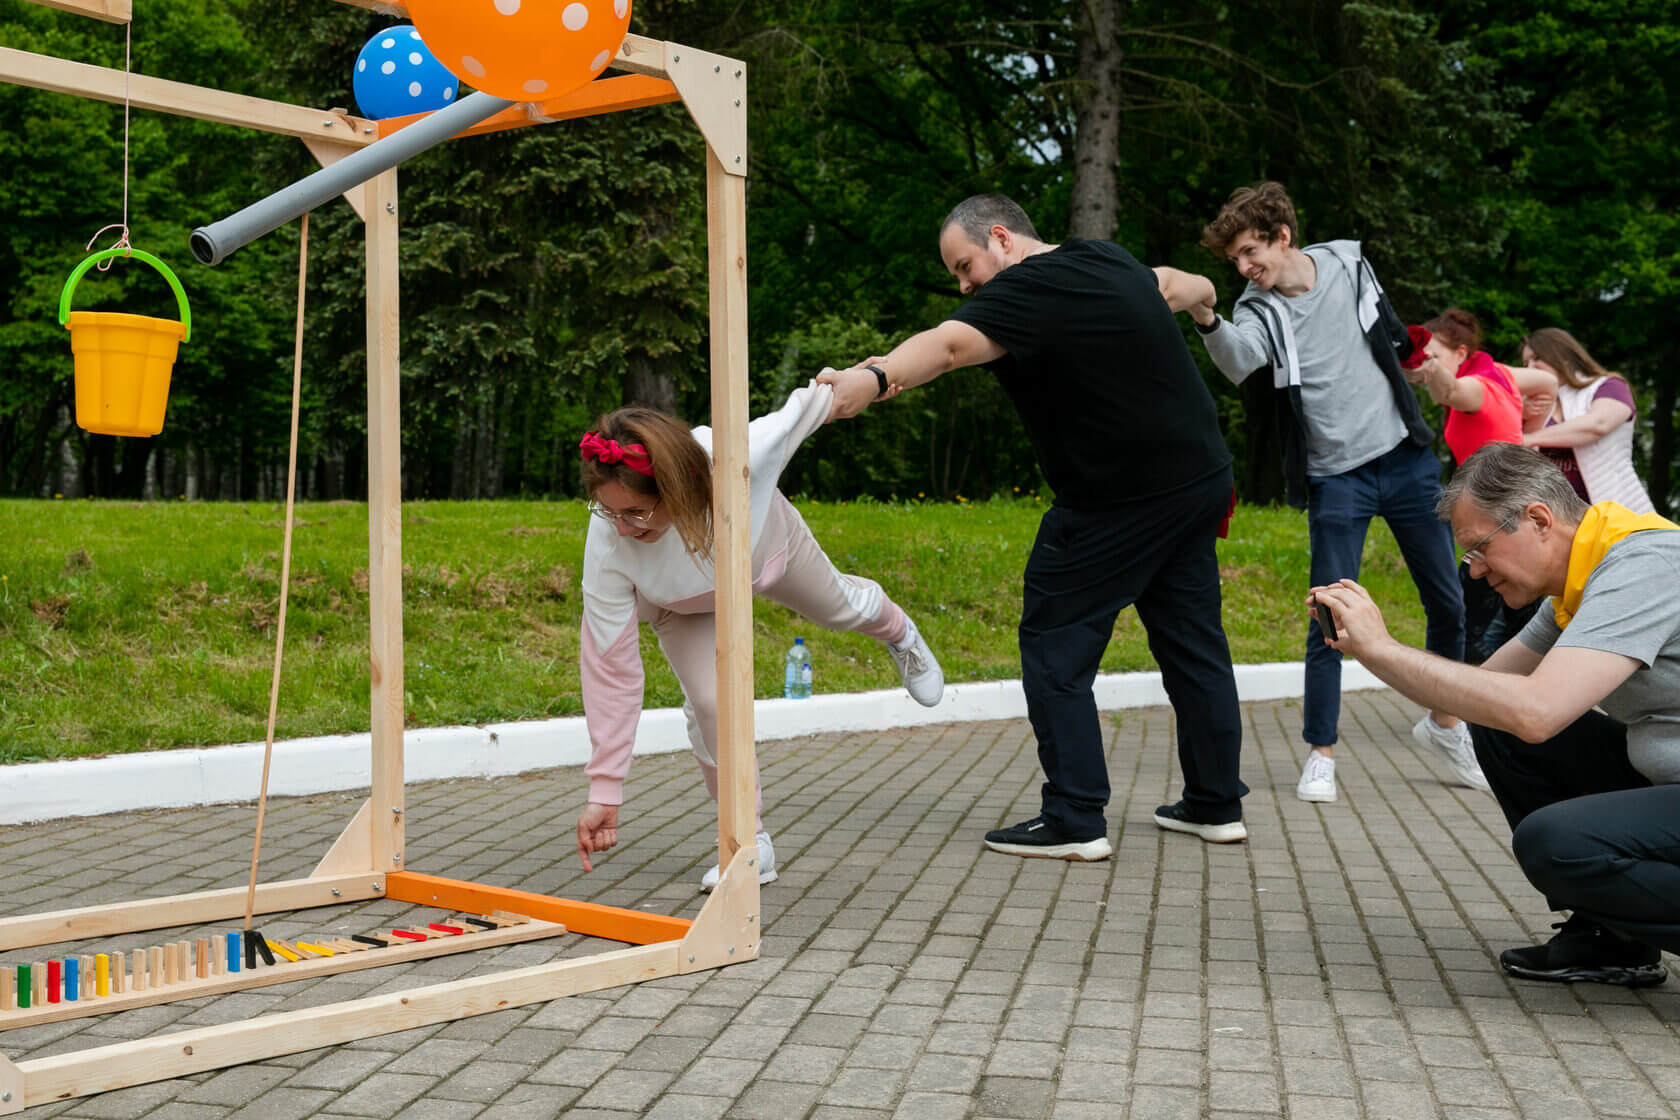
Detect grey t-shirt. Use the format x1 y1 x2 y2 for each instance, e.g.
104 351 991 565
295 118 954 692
1287 248 1407 476
1518 530 1680 782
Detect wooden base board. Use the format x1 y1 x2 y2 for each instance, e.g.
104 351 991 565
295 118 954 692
0 918 566 1031
2 941 678 1112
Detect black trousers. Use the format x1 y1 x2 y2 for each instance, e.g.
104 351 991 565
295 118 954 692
1019 466 1247 836
1472 715 1680 952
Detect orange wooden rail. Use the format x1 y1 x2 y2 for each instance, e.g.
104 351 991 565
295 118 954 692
377 74 681 141
385 872 690 945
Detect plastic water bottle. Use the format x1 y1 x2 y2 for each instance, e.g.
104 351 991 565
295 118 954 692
783 637 813 699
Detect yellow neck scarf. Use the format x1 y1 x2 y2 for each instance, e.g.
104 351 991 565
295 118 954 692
1554 501 1679 627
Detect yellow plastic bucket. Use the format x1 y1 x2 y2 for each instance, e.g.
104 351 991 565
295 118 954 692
59 248 192 438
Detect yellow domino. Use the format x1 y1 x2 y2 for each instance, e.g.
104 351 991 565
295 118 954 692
96 954 110 997
295 941 335 957
264 939 301 963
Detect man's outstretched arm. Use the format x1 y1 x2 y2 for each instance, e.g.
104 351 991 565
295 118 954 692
819 319 1004 421
1154 267 1218 321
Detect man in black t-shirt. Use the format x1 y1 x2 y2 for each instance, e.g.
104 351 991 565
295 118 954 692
820 193 1249 859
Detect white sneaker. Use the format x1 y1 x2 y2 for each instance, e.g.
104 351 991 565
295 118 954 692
1412 715 1492 792
1296 750 1337 803
887 616 943 707
700 830 778 892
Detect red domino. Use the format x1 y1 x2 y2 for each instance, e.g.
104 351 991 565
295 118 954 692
389 928 427 941
427 923 463 935
47 960 61 1003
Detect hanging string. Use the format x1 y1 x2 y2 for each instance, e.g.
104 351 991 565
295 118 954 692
241 212 310 934
85 19 134 267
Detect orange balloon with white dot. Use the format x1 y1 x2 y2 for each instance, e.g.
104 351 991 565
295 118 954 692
406 0 632 103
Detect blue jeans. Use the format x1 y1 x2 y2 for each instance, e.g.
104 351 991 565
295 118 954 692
1304 440 1463 746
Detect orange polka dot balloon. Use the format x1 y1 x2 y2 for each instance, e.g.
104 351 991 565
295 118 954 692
406 0 631 103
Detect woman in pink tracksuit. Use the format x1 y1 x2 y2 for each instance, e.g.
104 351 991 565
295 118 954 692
575 381 944 890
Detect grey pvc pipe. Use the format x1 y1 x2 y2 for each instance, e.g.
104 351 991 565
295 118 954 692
190 91 515 266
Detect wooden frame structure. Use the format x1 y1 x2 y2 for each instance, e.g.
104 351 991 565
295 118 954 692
0 3 759 1110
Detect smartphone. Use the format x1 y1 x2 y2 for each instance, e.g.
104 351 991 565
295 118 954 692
1314 598 1337 638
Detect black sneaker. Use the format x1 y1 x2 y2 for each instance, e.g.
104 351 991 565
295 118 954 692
1499 914 1667 987
983 816 1111 861
1153 801 1248 844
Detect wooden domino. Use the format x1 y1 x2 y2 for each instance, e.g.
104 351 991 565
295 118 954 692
111 951 126 994
196 938 209 978
2 965 12 1010
81 954 96 997
32 961 45 1006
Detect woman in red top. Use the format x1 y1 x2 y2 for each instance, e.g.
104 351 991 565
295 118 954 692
1408 308 1553 464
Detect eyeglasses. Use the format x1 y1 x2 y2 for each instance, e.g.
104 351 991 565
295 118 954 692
1459 515 1516 566
589 496 660 530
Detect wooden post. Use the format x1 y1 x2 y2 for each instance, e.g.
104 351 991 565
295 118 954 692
363 167 406 874
703 146 756 882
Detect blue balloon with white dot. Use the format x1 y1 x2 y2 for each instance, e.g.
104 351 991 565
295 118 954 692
352 25 458 120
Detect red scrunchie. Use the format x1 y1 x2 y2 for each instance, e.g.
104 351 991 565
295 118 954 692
1400 325 1433 370
580 432 655 477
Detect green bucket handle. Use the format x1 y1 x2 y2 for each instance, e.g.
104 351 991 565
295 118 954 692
58 248 192 343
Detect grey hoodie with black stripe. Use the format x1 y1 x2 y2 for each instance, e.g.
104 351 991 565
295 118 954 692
1196 240 1434 508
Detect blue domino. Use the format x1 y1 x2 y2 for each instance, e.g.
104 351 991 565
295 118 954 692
64 957 79 1001
226 931 241 973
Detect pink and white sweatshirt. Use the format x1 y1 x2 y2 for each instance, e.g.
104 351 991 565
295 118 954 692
579 382 834 804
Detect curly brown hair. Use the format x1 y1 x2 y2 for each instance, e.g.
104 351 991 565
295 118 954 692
1201 181 1300 256
580 408 714 558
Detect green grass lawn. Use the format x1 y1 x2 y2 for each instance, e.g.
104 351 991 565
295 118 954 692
0 497 1430 761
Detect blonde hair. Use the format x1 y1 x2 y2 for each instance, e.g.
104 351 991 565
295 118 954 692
580 408 714 557
1520 327 1626 390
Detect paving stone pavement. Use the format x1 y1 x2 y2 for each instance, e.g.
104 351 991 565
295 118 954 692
4 690 1680 1119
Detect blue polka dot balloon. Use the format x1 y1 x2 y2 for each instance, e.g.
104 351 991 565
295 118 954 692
352 25 460 120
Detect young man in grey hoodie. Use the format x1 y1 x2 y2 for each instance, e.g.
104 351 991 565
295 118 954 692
1158 182 1482 804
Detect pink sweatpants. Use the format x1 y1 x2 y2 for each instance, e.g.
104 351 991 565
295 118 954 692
637 494 909 814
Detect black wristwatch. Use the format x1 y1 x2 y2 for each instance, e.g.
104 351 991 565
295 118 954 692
865 364 890 396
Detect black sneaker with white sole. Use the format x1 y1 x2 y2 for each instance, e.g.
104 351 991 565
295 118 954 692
1153 801 1248 844
983 816 1112 861
1499 914 1667 987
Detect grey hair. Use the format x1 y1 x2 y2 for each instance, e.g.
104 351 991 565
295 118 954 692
1436 442 1590 527
940 193 1040 247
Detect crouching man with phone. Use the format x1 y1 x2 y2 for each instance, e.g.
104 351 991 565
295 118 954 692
1311 441 1680 987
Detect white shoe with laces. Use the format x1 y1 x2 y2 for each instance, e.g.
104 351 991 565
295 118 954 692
700 830 777 892
1297 750 1337 803
887 616 943 707
1412 715 1492 792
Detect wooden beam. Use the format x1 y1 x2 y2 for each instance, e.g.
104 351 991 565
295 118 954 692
6 942 679 1110
363 168 407 874
0 46 375 145
375 74 680 140
0 875 385 952
26 0 130 23
0 918 566 1031
704 146 758 879
385 872 691 946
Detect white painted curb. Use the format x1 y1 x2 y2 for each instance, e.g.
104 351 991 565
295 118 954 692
0 662 1385 825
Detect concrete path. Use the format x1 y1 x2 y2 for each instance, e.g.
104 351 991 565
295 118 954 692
2 691 1678 1119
